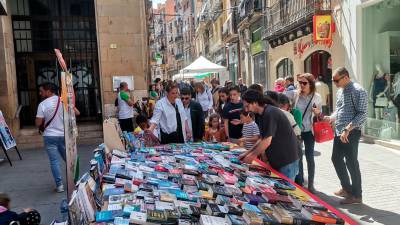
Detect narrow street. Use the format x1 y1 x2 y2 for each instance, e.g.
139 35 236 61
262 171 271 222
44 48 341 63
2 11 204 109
1 141 399 224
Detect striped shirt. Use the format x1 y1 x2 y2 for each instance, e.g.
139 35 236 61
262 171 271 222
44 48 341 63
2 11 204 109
242 121 260 150
333 82 368 136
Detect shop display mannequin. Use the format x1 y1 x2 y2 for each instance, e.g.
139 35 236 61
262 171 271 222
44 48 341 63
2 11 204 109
370 64 387 119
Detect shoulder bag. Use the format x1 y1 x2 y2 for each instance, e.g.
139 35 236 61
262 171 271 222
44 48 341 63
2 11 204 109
39 97 61 134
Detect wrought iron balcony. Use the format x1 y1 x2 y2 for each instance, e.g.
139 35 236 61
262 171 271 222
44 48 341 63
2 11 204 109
263 0 331 41
238 0 263 27
222 11 239 42
211 0 223 21
175 34 183 42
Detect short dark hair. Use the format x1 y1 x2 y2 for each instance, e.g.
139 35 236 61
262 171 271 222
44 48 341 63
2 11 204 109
248 84 263 94
219 87 229 95
278 93 290 105
165 83 179 93
180 87 191 96
240 109 254 119
263 91 279 107
154 78 161 83
39 82 58 94
242 89 265 106
334 67 350 78
136 114 148 125
284 76 294 83
229 85 241 93
120 81 128 89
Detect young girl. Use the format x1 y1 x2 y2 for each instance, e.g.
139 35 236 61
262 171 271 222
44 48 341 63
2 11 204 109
204 114 226 142
239 110 260 150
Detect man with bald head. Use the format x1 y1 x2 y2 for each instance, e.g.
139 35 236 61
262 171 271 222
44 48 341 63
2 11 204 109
324 67 367 205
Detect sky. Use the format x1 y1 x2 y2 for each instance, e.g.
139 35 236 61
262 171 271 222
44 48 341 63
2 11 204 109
152 0 166 8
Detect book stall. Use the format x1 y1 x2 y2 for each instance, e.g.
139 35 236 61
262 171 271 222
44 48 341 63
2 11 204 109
67 121 358 225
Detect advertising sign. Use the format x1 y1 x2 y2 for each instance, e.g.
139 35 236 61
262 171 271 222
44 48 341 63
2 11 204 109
313 15 333 42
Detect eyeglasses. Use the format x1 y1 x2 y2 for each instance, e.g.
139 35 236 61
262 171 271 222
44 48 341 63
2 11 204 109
333 76 345 83
299 81 309 86
181 97 190 100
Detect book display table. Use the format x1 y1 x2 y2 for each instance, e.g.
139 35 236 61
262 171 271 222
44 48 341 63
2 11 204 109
69 142 358 225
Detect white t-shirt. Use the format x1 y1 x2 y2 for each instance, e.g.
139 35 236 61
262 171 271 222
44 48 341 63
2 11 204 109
36 95 64 137
118 91 134 119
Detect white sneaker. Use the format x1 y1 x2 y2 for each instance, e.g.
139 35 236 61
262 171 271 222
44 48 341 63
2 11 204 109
56 185 65 193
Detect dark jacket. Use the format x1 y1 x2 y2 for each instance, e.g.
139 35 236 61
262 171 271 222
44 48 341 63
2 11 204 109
187 100 205 141
0 210 19 225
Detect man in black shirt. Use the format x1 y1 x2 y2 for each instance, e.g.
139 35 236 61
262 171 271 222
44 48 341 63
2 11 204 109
239 89 300 180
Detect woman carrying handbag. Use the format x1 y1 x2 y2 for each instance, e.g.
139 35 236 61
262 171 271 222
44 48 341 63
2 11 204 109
292 73 323 193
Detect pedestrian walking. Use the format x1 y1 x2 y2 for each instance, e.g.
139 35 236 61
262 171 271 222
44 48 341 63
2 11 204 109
117 82 135 132
324 67 368 205
194 82 213 117
148 84 192 144
35 82 66 193
291 73 323 193
238 78 247 94
210 78 221 110
181 88 205 142
239 89 300 180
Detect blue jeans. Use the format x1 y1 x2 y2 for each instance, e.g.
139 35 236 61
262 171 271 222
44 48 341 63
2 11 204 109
279 159 299 181
43 136 66 186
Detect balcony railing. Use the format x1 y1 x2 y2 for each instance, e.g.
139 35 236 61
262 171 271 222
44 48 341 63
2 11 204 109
175 34 183 42
263 0 331 40
222 11 239 41
211 0 223 21
238 0 263 25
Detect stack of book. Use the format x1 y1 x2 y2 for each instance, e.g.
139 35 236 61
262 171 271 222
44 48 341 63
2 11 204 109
69 142 345 225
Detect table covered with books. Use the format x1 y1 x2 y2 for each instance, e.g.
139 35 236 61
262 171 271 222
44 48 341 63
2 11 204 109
69 141 358 225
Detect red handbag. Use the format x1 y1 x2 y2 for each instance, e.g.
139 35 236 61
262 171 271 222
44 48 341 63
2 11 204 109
313 118 334 143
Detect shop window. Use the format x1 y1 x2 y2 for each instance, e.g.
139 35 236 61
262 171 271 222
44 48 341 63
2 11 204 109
276 58 293 78
254 52 267 87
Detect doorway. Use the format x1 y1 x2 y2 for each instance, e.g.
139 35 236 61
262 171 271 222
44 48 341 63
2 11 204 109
304 50 333 114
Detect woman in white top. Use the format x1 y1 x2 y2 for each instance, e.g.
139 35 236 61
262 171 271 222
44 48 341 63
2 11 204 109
194 82 213 117
149 84 191 144
290 73 322 193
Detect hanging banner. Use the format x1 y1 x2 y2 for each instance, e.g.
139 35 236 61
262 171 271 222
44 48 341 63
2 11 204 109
55 49 79 200
313 15 333 42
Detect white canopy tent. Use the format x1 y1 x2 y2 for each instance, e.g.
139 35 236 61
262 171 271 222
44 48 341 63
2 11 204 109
178 56 228 83
180 56 227 74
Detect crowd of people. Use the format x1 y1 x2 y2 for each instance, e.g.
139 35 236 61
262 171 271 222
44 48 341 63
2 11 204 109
114 66 367 205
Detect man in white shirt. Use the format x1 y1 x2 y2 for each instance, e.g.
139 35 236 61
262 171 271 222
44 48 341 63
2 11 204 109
35 82 65 193
117 82 135 132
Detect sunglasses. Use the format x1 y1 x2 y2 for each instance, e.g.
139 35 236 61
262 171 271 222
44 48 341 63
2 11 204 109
333 76 345 83
181 97 190 100
299 81 309 86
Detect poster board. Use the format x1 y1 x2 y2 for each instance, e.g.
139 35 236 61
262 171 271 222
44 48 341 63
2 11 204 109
61 71 79 199
0 111 16 150
103 119 125 151
55 48 78 200
112 76 134 91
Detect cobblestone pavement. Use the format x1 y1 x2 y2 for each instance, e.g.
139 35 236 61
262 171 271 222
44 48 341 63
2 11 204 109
312 140 400 225
1 142 400 224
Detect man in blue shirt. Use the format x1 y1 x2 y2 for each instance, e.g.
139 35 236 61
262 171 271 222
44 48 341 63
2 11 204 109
325 67 368 205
